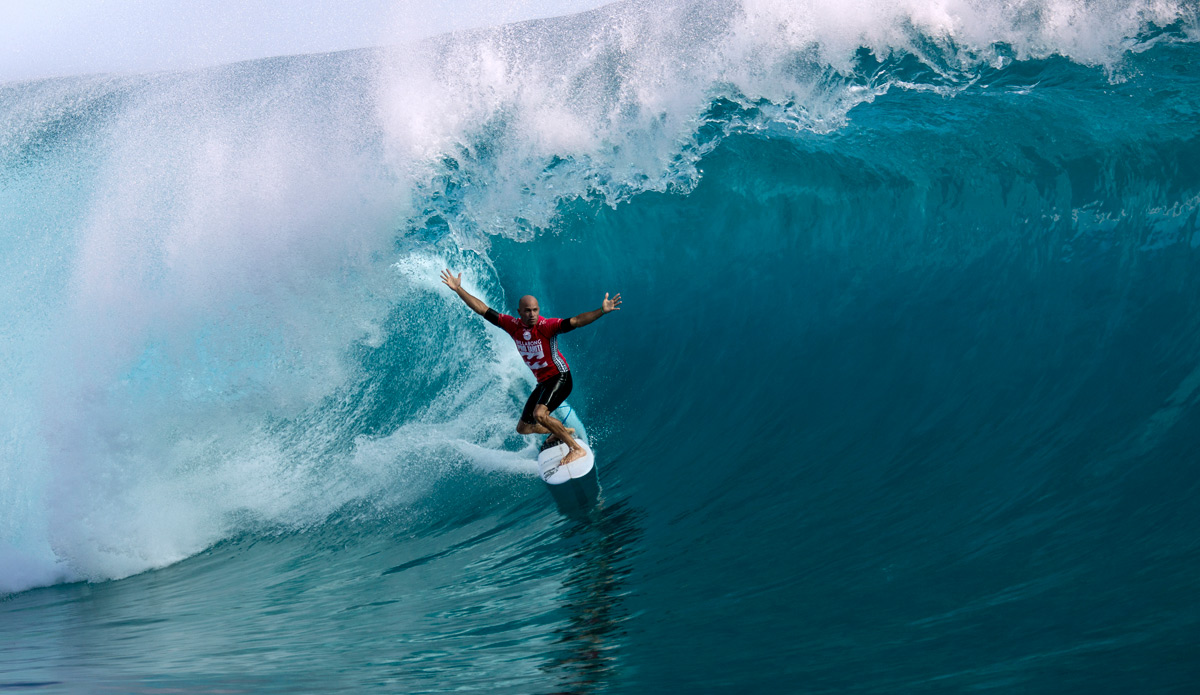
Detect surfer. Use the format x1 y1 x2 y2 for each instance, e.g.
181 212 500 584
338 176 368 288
440 269 621 466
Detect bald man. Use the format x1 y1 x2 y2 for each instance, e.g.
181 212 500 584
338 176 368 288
441 269 621 466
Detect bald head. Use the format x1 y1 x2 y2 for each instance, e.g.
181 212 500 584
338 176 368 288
518 295 540 327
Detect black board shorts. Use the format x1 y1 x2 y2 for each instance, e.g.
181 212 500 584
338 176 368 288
520 372 573 424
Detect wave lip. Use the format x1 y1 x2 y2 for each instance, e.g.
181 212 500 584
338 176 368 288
375 0 1199 245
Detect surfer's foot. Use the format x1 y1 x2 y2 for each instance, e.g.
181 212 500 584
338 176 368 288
560 447 586 466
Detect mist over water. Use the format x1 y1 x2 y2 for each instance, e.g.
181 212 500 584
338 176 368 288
0 0 612 83
2 1 1199 692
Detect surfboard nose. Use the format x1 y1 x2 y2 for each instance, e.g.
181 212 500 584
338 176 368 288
538 441 599 513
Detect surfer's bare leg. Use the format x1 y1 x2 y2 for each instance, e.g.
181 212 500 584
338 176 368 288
537 407 585 464
518 406 584 464
516 421 574 437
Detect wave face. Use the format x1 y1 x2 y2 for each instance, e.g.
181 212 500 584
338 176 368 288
2 1 1199 692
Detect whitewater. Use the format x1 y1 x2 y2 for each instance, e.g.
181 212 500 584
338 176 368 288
2 1 1199 692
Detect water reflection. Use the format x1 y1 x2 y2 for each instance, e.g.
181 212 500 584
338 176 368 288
542 500 644 695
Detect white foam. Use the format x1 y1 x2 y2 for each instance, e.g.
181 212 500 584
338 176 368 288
373 0 1196 247
455 441 542 476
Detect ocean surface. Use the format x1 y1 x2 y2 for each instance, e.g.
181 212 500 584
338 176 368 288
2 1 1199 692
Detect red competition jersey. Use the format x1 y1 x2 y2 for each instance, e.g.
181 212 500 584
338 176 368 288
494 314 571 382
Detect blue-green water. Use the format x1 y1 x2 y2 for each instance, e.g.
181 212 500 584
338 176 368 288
3 1 1199 692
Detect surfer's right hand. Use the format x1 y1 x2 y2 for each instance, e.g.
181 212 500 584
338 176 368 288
440 269 462 291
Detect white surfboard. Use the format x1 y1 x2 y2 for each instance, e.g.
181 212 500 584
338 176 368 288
537 402 600 513
537 440 595 484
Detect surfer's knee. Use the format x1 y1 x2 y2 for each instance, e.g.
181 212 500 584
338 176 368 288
533 404 552 425
516 419 535 435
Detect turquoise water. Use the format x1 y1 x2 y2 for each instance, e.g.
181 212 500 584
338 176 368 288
3 1 1199 692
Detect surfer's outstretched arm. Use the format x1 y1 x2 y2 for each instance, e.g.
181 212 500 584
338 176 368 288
441 269 490 316
567 292 622 330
